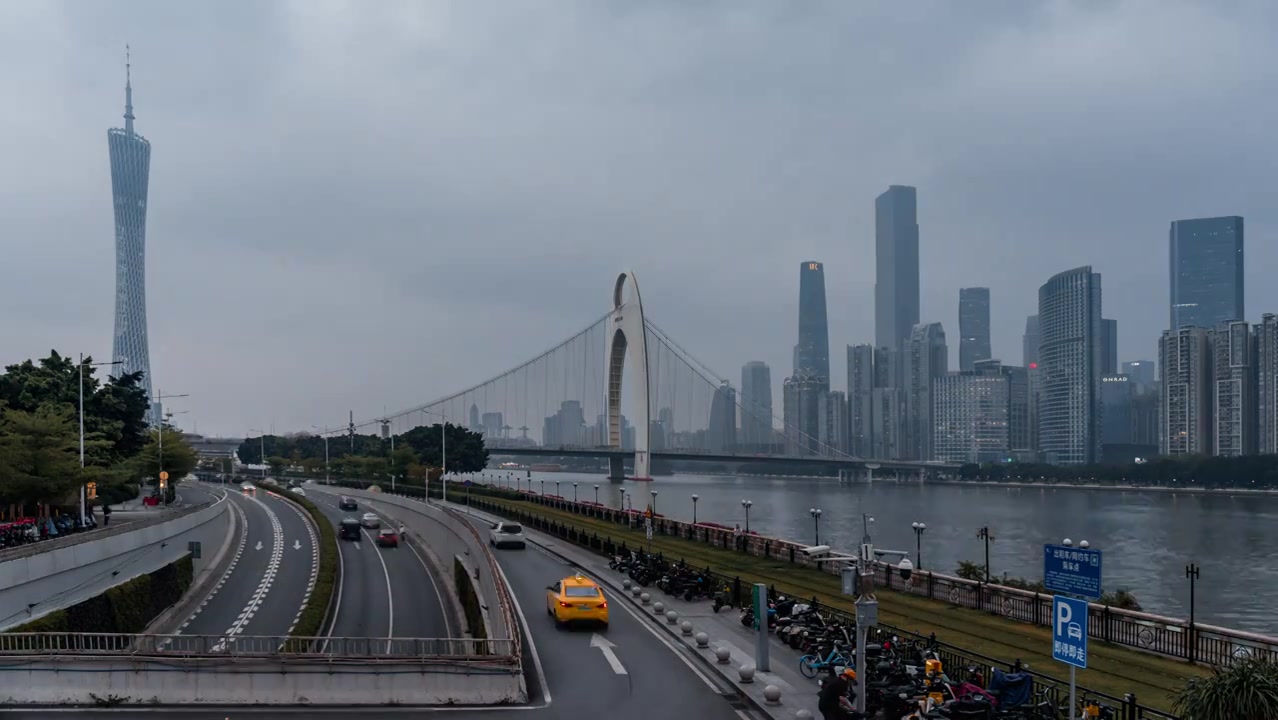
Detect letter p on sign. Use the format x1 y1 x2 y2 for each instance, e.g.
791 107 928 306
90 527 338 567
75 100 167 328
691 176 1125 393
1056 598 1072 636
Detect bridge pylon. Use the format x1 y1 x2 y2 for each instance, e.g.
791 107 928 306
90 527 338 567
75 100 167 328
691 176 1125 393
606 270 653 481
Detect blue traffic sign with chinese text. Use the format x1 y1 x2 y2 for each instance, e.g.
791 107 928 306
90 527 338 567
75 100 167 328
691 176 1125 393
1052 595 1089 669
1043 544 1102 600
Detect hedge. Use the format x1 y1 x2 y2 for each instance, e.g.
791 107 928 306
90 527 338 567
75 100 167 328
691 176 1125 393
252 482 338 643
8 555 194 634
454 557 487 640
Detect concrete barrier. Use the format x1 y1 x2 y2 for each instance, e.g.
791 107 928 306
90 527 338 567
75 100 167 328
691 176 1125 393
0 657 523 705
319 488 517 645
0 494 231 631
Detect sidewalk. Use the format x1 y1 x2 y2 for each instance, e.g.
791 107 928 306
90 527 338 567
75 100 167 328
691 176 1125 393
456 501 821 719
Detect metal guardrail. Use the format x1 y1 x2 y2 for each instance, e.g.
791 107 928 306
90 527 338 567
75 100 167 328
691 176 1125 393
0 632 515 659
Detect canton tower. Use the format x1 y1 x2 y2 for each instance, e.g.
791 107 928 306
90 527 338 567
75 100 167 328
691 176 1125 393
108 48 154 417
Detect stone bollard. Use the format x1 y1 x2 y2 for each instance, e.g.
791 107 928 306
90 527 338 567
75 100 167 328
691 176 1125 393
666 610 678 625
763 685 782 704
653 601 665 615
695 632 709 648
795 711 814 720
738 664 756 684
681 620 693 636
622 578 632 590
714 646 731 664
631 586 642 597
640 592 651 605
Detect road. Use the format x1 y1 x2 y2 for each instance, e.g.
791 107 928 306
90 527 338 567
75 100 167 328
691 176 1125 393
307 489 448 639
175 483 317 640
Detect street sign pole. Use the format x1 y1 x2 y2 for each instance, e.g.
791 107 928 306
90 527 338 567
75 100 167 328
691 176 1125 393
753 583 769 671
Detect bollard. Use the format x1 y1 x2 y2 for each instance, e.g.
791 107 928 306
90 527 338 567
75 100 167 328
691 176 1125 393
640 592 651 605
681 620 693 636
631 586 642 597
738 664 756 684
622 578 632 590
714 646 731 664
795 711 814 720
763 685 782 704
653 601 665 614
695 632 709 648
666 610 678 624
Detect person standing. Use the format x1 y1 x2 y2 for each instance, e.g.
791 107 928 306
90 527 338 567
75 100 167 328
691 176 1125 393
102 504 112 527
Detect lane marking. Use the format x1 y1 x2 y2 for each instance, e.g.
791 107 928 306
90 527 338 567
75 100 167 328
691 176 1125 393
590 633 627 675
488 539 552 707
269 494 320 639
363 526 395 653
214 494 283 651
168 493 248 643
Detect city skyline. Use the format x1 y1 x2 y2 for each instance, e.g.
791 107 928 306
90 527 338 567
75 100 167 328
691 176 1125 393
4 3 1278 436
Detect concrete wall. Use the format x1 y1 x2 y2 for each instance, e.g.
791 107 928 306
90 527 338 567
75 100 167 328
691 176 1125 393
0 658 524 705
323 488 514 643
0 494 231 631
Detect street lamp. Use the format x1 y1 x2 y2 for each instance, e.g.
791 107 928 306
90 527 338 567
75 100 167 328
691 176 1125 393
311 426 331 485
691 494 699 525
741 499 753 533
556 480 561 498
977 526 995 583
573 482 578 503
249 427 268 479
78 355 121 525
861 513 875 544
152 391 188 505
417 408 449 503
650 490 658 516
911 522 927 569
810 508 823 546
593 484 600 505
540 479 545 496
1186 562 1200 663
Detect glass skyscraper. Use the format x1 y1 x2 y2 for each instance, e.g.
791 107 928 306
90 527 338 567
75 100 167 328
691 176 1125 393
1038 266 1103 465
875 185 920 352
108 58 154 415
958 287 991 371
795 261 830 386
1170 216 1244 331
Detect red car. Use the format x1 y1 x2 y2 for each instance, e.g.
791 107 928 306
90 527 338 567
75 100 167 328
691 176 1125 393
376 528 399 548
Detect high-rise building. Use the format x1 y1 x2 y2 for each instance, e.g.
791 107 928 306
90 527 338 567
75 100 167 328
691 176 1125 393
1170 216 1245 331
933 360 1025 464
1023 314 1042 456
481 412 504 439
1100 319 1118 375
108 55 155 418
1130 389 1160 448
1038 267 1103 465
870 387 905 460
543 400 585 447
1159 327 1212 456
1212 320 1257 457
1100 374 1133 446
904 322 948 460
1023 316 1041 368
1257 314 1278 454
795 262 830 386
782 371 824 455
817 390 848 457
707 382 737 452
469 403 480 429
739 361 773 452
959 288 992 371
875 186 920 352
1123 360 1157 390
847 345 875 457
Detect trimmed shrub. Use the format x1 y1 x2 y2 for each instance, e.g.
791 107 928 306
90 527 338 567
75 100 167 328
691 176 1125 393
7 555 194 634
454 557 487 640
254 483 338 641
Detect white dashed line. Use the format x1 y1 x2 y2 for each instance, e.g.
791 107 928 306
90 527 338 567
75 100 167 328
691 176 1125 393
213 494 283 652
166 493 248 645
274 495 320 638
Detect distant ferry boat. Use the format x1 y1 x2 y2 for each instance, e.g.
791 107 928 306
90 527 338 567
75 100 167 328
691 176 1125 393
529 463 564 472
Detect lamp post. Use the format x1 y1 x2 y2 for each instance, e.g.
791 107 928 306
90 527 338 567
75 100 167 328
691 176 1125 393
1186 563 1200 663
912 522 927 569
650 490 658 516
691 494 699 525
152 391 188 505
861 513 875 544
977 526 995 583
311 426 330 484
810 508 823 546
540 479 545 496
418 408 448 503
556 480 561 498
593 484 599 505
79 356 121 526
741 499 752 533
573 482 578 503
249 427 268 479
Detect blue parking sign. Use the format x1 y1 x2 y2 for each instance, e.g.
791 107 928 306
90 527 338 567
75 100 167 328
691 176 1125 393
1044 544 1102 600
1052 595 1089 669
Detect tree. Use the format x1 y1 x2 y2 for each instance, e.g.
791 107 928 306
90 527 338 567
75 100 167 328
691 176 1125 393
1174 657 1278 720
0 405 81 507
131 428 198 487
266 456 288 478
954 561 986 582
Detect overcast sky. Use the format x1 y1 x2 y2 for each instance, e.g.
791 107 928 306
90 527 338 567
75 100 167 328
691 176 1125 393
3 0 1276 438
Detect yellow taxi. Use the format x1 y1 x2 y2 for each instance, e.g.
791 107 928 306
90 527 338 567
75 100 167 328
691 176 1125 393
546 574 609 628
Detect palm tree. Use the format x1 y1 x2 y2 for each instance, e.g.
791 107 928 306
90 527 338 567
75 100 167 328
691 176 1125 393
1173 657 1278 720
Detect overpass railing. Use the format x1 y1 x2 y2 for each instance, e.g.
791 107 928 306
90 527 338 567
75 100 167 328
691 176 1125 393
0 633 516 661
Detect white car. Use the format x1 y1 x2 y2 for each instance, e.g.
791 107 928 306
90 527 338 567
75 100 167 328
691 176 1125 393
291 487 306 497
489 522 526 549
360 512 381 529
240 483 253 492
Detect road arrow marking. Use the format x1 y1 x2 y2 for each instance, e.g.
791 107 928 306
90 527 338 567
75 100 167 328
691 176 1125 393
293 540 301 550
590 634 626 675
354 542 361 550
255 541 263 551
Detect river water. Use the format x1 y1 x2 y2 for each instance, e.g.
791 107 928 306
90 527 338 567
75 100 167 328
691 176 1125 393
492 470 1278 636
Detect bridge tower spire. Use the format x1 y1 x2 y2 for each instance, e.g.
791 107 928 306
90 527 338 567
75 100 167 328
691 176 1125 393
605 271 653 481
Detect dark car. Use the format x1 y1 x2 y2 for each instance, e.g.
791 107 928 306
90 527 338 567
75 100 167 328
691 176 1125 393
338 517 361 541
339 496 357 511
